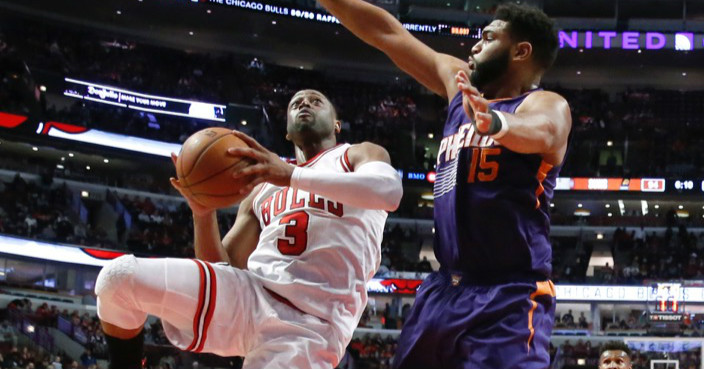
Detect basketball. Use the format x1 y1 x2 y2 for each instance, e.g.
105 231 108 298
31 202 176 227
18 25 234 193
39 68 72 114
176 127 254 209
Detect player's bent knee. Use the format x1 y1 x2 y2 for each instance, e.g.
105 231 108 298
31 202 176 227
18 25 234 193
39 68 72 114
95 255 138 299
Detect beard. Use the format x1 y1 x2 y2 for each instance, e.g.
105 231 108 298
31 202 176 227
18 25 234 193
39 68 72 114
287 113 334 142
469 48 511 91
289 114 321 134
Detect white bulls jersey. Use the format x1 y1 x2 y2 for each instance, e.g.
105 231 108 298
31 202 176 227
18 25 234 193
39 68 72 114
249 143 387 341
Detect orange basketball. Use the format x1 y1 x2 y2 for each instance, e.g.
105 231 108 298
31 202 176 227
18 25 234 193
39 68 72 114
176 127 254 209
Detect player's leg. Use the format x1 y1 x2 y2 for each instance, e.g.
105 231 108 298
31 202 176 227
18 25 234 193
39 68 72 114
95 255 158 369
456 280 556 369
243 292 343 369
95 256 251 369
100 321 144 369
394 274 556 369
392 272 449 369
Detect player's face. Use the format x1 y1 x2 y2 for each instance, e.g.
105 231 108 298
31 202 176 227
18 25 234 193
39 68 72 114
468 20 512 90
599 350 632 369
286 90 337 139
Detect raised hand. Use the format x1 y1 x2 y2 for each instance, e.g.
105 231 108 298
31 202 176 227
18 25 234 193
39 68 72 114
455 71 494 135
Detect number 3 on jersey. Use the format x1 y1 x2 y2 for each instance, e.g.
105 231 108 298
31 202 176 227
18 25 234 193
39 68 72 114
277 211 309 255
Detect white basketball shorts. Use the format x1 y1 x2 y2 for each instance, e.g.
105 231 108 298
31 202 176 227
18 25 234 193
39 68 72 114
96 256 343 369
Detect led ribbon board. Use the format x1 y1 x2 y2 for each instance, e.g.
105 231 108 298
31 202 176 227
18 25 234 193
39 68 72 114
64 78 226 122
35 121 181 158
199 0 481 38
559 31 703 50
188 0 704 48
3 237 704 302
368 279 704 300
0 235 124 267
555 177 666 192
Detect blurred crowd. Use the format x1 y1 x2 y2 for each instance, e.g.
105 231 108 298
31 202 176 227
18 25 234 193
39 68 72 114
610 225 704 283
555 87 704 179
0 298 86 369
555 225 704 285
0 19 429 168
0 173 114 249
2 8 704 369
4 298 240 369
339 335 704 369
2 19 704 178
5 171 704 284
553 340 701 369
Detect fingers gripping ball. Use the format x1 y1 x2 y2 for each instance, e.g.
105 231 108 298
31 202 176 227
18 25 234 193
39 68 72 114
176 127 255 209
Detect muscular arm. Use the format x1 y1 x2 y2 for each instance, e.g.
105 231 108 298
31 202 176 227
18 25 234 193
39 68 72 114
193 186 261 268
228 132 403 212
456 76 572 165
317 0 467 98
290 142 403 211
192 211 230 263
497 91 572 164
221 188 261 269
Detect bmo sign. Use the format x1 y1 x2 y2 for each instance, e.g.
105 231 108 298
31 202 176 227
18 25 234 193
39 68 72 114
641 178 666 192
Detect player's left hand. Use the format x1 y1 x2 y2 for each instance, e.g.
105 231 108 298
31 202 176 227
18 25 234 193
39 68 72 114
227 130 295 193
456 71 493 135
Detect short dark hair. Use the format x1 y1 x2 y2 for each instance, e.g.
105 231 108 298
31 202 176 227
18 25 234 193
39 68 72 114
601 341 632 357
493 4 559 71
291 89 338 121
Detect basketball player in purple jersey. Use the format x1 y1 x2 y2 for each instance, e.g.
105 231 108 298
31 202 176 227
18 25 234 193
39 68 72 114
316 1 571 368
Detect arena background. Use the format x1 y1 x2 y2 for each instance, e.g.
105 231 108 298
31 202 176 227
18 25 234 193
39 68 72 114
1 0 704 368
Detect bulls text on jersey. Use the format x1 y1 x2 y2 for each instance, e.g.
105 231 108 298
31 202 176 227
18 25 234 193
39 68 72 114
259 187 344 226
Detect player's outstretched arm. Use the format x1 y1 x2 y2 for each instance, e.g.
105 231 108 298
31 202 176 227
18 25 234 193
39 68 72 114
289 142 403 211
457 72 571 165
317 0 467 99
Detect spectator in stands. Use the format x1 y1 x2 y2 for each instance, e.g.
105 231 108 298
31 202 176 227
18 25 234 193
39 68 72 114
0 321 17 347
562 309 575 326
562 340 573 357
599 341 632 369
416 256 432 272
50 355 62 369
578 312 588 329
80 349 96 367
158 354 176 369
35 303 51 326
24 213 37 237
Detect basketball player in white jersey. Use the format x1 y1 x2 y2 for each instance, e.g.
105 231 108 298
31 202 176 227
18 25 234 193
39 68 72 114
94 89 403 369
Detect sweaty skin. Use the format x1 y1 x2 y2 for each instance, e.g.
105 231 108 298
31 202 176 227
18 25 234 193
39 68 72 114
599 350 632 369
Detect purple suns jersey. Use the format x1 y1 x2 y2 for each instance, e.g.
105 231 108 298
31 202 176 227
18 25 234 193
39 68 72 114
433 90 562 282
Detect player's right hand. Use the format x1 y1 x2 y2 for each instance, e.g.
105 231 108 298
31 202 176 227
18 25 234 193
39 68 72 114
456 70 475 119
456 70 495 135
169 152 215 218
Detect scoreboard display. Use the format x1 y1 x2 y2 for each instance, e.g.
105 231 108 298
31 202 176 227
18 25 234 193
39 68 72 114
654 283 681 313
648 283 684 324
